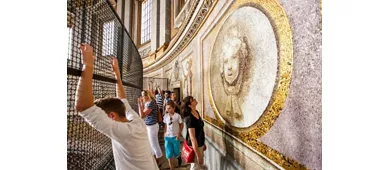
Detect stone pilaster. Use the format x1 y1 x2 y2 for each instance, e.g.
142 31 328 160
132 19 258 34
159 0 171 47
133 0 139 44
116 0 123 20
123 0 131 33
151 0 160 51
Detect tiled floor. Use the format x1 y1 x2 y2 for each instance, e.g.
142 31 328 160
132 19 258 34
157 125 191 170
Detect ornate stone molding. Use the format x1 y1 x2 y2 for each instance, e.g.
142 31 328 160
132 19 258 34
139 46 151 58
174 0 192 28
143 0 216 74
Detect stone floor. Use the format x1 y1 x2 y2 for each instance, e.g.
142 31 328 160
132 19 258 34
157 125 191 170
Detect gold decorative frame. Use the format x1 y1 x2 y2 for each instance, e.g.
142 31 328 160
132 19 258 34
202 0 305 169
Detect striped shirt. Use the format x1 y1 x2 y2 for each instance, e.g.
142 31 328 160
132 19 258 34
155 94 163 110
145 100 158 125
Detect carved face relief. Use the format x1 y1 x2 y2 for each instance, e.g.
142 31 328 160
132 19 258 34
222 38 242 85
208 6 278 128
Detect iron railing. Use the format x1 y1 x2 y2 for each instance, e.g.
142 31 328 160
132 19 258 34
67 0 142 169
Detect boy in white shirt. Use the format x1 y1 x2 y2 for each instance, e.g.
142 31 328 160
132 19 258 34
75 43 159 170
163 100 184 170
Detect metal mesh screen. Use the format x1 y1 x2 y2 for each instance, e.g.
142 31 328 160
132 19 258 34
67 0 143 169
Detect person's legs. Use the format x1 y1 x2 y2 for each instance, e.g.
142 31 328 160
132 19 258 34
165 137 175 170
164 137 176 170
168 157 175 170
198 147 205 170
172 138 180 156
146 125 155 156
177 155 182 167
152 123 163 158
190 147 205 170
174 138 182 167
146 123 163 158
190 160 197 170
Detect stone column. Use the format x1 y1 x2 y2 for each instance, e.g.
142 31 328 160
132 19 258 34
151 0 160 52
173 0 179 17
116 0 123 20
159 0 171 47
124 0 131 33
133 0 139 45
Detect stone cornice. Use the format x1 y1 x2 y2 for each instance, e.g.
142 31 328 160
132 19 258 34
143 0 216 74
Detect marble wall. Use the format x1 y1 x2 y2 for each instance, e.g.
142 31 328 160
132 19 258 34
143 0 321 169
259 0 322 169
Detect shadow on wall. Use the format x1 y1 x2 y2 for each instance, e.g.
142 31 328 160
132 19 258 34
203 124 243 170
222 124 244 170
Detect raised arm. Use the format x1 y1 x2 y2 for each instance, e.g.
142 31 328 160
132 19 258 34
138 97 153 118
75 43 95 112
158 87 163 96
111 57 126 99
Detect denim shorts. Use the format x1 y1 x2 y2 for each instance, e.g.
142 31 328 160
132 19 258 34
164 136 180 159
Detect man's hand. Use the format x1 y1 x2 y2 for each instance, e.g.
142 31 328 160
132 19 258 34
138 97 144 106
173 100 179 107
110 57 120 76
79 43 95 67
175 134 180 140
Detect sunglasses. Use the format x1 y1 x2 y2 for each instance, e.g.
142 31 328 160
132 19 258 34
169 117 173 125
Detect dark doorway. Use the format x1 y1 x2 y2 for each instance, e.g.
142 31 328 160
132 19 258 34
174 88 181 101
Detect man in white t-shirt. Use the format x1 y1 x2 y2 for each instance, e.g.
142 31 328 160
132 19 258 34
75 43 159 170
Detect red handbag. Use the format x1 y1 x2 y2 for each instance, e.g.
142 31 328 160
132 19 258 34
181 140 195 163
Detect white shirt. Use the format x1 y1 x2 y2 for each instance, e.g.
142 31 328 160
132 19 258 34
80 99 159 170
163 112 183 137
